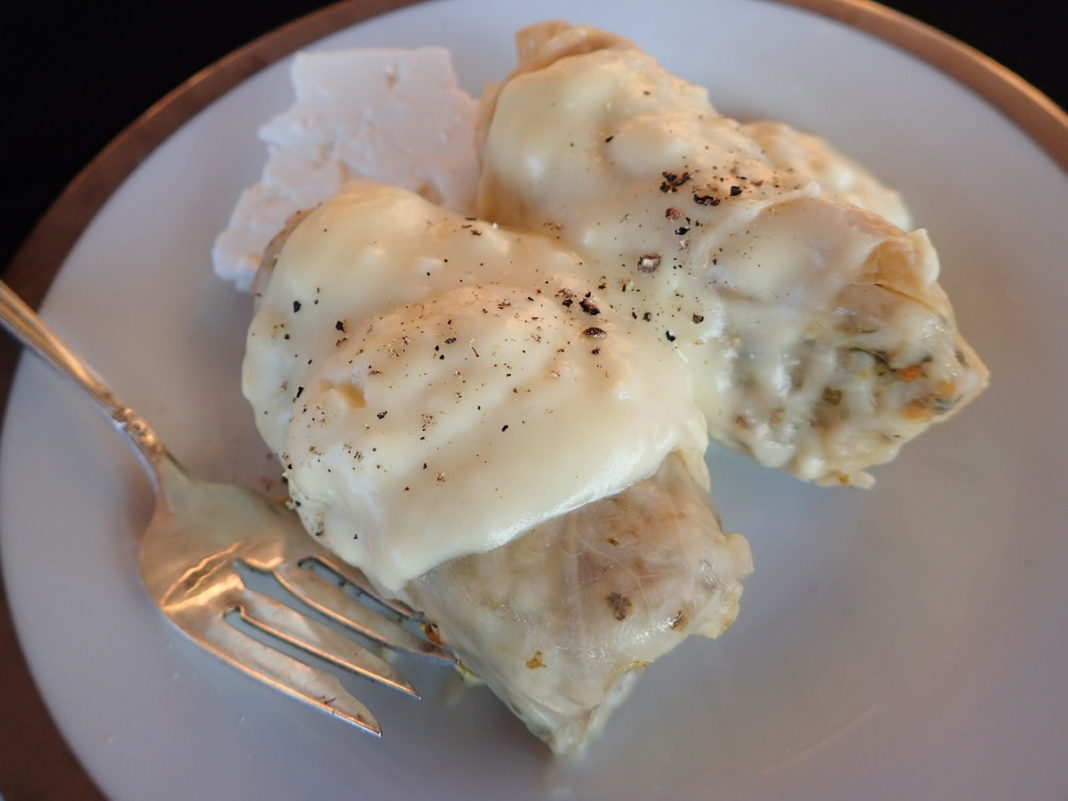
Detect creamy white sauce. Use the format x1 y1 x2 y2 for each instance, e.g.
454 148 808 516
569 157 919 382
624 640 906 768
244 184 708 591
743 121 911 230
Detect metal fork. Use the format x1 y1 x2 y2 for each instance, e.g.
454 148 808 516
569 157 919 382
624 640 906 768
0 279 453 736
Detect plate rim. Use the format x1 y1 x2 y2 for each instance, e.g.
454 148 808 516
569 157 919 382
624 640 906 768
1 0 1066 798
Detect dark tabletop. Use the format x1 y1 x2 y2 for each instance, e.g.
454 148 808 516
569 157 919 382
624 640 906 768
0 2 1065 798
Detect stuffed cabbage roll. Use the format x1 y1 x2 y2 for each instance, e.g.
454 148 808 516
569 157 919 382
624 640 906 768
408 453 750 753
476 22 989 486
243 182 750 752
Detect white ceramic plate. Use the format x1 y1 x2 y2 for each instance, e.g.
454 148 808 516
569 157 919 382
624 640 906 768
3 1 1067 799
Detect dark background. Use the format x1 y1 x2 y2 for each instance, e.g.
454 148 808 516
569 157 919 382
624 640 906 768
0 0 1065 276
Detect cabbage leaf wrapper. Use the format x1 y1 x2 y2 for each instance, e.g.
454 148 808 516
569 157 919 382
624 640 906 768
406 454 752 753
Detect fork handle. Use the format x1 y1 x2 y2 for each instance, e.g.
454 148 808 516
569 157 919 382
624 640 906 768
0 279 166 479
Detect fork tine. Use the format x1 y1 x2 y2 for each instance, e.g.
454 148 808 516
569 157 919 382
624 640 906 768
276 562 454 664
192 611 382 735
305 554 417 618
235 589 419 698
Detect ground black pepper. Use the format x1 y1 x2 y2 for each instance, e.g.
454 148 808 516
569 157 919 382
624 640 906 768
659 171 691 193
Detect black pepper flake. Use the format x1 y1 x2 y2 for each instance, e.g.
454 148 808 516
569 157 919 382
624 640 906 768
604 135 614 143
694 194 720 206
376 411 388 419
561 298 574 307
692 313 705 324
579 298 601 315
501 424 509 432
292 300 302 312
665 330 677 342
659 171 690 193
642 312 652 322
730 185 742 196
583 326 607 338
591 347 601 355
295 386 304 399
335 320 345 332
445 337 457 344
675 226 690 235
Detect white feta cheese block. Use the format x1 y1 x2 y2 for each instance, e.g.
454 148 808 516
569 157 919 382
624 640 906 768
213 48 479 290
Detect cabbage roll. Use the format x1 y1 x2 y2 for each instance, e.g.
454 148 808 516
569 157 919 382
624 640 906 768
476 22 989 486
408 454 750 753
243 182 751 752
